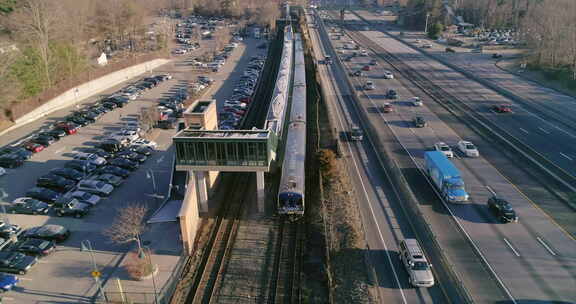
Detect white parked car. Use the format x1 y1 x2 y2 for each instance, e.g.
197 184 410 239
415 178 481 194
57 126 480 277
457 140 479 157
434 142 454 158
77 180 114 197
410 97 423 106
0 167 5 177
364 81 375 90
360 49 368 56
74 153 107 166
383 71 394 79
132 139 157 149
112 130 139 142
63 191 102 206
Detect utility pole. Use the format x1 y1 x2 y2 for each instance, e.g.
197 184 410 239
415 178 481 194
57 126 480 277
424 13 430 35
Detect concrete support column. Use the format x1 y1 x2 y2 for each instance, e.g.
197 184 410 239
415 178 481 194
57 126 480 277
256 171 265 213
195 171 209 213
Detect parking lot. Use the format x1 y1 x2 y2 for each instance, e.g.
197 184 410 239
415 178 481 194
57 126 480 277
0 21 266 303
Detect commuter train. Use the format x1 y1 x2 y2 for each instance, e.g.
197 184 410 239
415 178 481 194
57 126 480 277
265 25 294 148
278 34 307 219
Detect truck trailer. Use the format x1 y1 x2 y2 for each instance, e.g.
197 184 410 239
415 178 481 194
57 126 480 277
424 151 469 203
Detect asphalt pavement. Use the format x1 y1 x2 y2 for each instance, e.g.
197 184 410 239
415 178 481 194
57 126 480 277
0 32 266 303
328 9 576 303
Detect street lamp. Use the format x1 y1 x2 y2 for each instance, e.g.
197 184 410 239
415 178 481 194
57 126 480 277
139 246 158 304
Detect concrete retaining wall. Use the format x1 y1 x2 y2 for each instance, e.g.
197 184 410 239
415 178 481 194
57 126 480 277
4 58 171 135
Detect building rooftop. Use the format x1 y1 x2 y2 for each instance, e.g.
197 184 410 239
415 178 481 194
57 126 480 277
184 100 213 115
174 129 270 140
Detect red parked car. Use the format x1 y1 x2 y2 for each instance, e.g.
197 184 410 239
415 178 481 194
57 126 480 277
239 97 252 103
24 142 45 153
492 104 513 113
362 65 371 71
54 122 78 135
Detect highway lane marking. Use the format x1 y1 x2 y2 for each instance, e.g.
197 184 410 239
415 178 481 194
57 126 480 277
536 237 557 256
503 238 520 257
559 152 573 161
317 23 408 303
345 31 519 303
538 127 550 134
519 128 529 134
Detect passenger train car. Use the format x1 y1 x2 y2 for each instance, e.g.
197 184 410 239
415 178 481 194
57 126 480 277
278 34 307 218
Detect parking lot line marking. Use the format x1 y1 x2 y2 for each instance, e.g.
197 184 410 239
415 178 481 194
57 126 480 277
538 127 550 134
1 297 14 301
54 147 65 154
560 152 573 161
18 277 33 281
519 128 529 134
503 238 520 257
536 237 557 256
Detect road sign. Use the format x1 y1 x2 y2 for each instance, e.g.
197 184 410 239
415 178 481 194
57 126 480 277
92 271 101 278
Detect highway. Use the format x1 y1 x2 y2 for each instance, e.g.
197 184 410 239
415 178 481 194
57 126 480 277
307 10 448 304
314 8 576 304
351 10 576 180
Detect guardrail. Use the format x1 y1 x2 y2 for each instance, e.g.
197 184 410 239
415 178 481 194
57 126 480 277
314 11 475 304
350 11 576 205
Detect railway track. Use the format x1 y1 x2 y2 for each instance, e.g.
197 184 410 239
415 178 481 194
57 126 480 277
268 219 304 304
169 173 249 304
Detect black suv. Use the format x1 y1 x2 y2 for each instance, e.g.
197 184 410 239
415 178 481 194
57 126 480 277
54 198 91 218
413 116 426 128
0 154 24 168
487 196 518 223
36 174 76 193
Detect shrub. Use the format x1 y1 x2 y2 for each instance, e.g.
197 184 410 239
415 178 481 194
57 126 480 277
317 149 337 179
124 251 155 280
427 23 443 40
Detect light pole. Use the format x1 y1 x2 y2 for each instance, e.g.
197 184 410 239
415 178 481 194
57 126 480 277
139 246 158 304
424 13 430 36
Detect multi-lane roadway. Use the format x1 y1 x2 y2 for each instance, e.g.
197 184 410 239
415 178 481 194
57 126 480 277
309 7 576 304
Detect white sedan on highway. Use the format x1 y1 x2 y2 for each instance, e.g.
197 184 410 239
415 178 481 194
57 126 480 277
434 142 454 158
457 140 480 157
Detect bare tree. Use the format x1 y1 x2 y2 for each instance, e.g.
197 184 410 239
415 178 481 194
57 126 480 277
103 203 149 252
9 0 62 88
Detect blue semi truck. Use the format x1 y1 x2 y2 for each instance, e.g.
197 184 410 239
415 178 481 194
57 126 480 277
424 151 469 203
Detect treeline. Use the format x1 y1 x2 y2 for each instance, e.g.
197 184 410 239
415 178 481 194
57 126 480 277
0 0 169 117
0 0 283 123
401 0 576 79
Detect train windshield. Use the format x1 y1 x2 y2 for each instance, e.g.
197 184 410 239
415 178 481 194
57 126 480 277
279 192 303 208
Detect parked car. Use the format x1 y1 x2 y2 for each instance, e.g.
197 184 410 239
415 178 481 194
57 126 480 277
7 239 56 257
81 148 112 159
23 142 45 153
53 122 78 135
11 148 33 160
457 140 479 157
433 142 454 158
65 160 97 174
0 252 38 274
74 152 107 166
25 187 61 203
32 135 56 146
50 167 85 181
36 174 76 193
0 155 24 169
0 222 22 239
410 97 423 106
97 166 130 178
39 129 66 139
55 199 91 218
383 71 394 79
129 145 153 156
445 47 456 53
0 273 18 292
91 173 124 187
362 65 371 71
10 198 50 215
487 196 518 223
22 225 70 243
109 158 138 171
115 151 147 163
77 180 114 197
413 116 426 128
62 191 101 206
